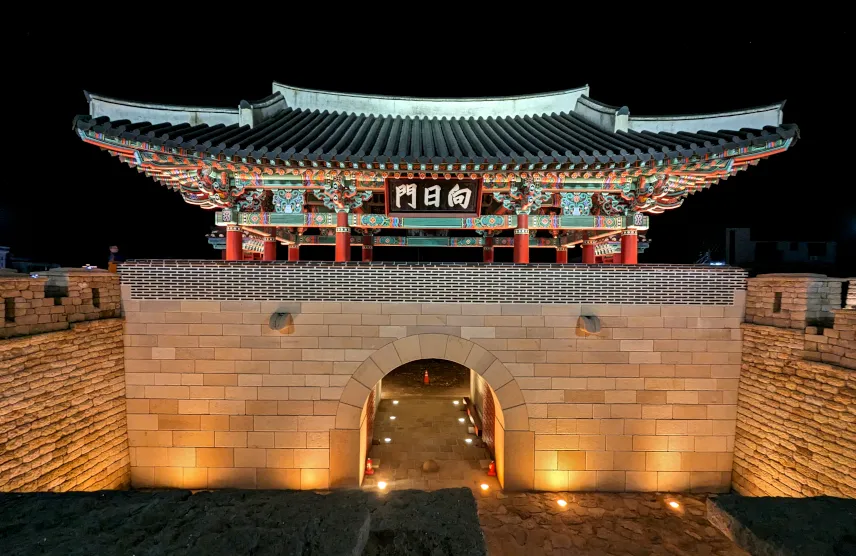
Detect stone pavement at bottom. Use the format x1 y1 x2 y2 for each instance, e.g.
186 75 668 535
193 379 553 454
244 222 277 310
477 492 748 556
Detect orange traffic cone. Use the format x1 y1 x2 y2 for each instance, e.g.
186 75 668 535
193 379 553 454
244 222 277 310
365 458 375 475
488 461 497 476
423 370 430 385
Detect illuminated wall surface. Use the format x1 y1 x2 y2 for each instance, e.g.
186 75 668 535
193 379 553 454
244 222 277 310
735 276 855 498
2 267 852 495
1 271 129 492
114 262 747 492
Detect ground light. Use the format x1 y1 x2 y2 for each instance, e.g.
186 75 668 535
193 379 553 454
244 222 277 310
557 500 568 508
453 401 459 405
384 438 391 443
480 484 489 491
458 418 465 423
389 416 396 420
393 400 399 405
465 438 473 444
668 501 680 509
377 481 387 490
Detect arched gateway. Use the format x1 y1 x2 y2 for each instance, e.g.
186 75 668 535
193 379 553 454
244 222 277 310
331 334 534 490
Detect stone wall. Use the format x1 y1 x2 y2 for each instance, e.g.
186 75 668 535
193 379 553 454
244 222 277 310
0 318 130 491
120 262 746 492
1 269 121 339
733 275 855 498
805 309 856 369
745 274 843 330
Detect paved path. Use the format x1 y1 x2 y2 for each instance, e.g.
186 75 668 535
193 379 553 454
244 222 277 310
362 397 501 492
477 492 747 556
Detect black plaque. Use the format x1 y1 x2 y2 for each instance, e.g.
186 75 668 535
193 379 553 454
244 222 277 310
386 178 481 215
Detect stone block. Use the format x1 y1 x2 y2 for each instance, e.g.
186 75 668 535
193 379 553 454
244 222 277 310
300 468 329 490
657 471 690 492
534 470 568 491
207 467 256 489
625 471 658 491
503 430 534 491
557 451 586 470
266 449 295 468
567 470 598 491
257 468 302 489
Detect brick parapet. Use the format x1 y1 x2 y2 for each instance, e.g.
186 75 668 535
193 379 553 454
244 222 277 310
1 269 121 339
0 318 130 491
846 279 855 308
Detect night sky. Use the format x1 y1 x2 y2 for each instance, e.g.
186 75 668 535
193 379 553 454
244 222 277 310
3 31 853 275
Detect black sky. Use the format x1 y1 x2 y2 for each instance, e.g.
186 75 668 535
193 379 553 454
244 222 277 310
2 30 853 274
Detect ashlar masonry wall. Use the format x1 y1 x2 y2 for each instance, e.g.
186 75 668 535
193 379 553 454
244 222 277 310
734 275 855 498
0 270 129 492
119 261 746 493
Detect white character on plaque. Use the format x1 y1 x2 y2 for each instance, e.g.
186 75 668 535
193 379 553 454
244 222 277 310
424 185 441 208
448 184 472 209
395 183 417 209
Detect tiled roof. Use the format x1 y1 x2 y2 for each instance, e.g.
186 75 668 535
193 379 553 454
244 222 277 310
74 109 798 166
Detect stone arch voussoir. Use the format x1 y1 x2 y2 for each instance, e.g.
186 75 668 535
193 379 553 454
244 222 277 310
335 334 529 432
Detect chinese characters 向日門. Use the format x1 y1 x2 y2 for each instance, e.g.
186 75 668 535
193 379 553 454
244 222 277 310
390 180 477 213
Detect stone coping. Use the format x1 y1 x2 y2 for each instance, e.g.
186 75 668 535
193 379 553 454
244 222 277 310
707 494 856 556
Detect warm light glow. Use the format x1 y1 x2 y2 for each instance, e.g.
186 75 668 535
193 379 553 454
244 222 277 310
465 438 473 444
453 401 459 405
668 501 680 509
480 484 489 491
384 438 391 443
557 499 567 508
378 481 387 490
393 400 399 405
458 418 465 423
389 416 396 420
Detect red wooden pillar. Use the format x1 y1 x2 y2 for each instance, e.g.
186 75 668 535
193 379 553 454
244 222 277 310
581 240 596 264
288 243 300 261
335 211 350 262
513 214 529 264
556 246 568 264
226 226 242 261
621 229 638 264
362 232 373 262
483 235 494 263
263 236 277 261
612 250 623 264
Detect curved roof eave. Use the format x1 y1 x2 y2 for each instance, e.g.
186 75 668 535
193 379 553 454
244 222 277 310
85 91 240 128
627 102 785 134
271 82 591 119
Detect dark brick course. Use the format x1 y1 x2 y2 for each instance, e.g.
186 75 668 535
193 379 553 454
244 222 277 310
120 261 746 305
